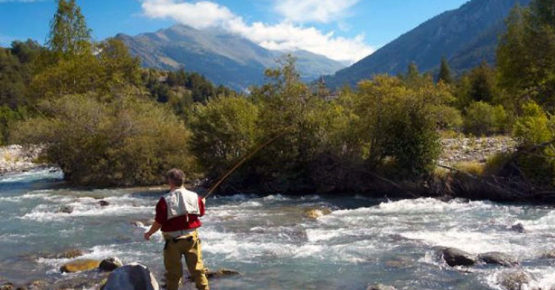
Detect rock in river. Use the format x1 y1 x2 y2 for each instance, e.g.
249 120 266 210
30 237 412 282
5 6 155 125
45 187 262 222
496 269 533 290
542 250 555 259
442 248 477 267
511 223 525 233
60 259 100 273
57 205 73 214
303 207 332 219
367 284 397 290
478 252 518 267
206 269 240 279
99 200 110 207
99 257 123 272
102 263 159 290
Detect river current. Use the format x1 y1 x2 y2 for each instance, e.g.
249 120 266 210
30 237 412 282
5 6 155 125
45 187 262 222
0 168 554 289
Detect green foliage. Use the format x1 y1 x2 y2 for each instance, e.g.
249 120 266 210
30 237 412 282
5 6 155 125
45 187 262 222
497 3 555 112
463 101 508 136
30 38 142 100
511 101 555 187
11 94 194 186
455 62 499 109
513 101 553 146
47 0 91 57
188 96 258 177
349 75 442 177
437 57 454 84
0 106 27 145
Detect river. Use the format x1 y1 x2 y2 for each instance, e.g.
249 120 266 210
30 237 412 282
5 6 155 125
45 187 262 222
0 168 554 289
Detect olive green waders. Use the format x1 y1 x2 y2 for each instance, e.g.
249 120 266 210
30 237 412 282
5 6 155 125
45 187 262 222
163 230 209 290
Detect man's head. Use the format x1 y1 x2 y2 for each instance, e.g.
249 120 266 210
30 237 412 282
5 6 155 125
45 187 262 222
166 168 185 187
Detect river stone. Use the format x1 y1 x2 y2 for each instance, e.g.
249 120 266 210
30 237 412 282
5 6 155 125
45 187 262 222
99 200 110 207
511 223 525 233
367 284 397 290
496 269 532 290
60 259 101 273
478 252 518 267
102 263 159 290
56 248 83 259
99 257 123 272
442 248 477 267
57 205 73 214
303 207 332 219
541 250 555 259
206 269 240 279
0 282 14 290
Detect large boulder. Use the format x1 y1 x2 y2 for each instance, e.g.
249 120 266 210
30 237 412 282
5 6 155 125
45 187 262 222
102 263 159 290
442 248 477 267
99 257 123 272
496 269 533 290
60 259 101 273
478 252 518 267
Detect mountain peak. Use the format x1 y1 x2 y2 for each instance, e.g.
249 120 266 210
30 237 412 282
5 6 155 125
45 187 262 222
325 0 531 88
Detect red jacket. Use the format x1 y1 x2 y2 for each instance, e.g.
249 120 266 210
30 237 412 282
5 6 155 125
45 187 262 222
155 197 205 232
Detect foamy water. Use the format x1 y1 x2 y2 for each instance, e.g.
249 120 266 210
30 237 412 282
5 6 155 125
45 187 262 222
0 168 554 289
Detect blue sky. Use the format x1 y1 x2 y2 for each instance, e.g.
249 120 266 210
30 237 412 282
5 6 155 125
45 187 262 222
0 0 469 62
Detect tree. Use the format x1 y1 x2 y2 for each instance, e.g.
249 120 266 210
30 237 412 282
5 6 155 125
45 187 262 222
497 3 555 112
437 57 453 84
188 96 259 178
47 0 91 57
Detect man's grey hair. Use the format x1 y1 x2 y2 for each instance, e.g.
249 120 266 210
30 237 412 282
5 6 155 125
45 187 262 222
166 168 185 187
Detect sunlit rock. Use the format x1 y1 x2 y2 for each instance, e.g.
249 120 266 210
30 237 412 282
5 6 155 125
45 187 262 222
303 207 332 219
60 259 101 273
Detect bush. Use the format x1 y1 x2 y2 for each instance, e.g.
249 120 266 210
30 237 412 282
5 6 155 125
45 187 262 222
347 75 442 177
12 94 194 186
463 101 508 136
512 101 554 186
188 95 259 178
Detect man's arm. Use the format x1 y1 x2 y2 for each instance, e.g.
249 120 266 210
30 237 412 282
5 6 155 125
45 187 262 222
144 221 162 240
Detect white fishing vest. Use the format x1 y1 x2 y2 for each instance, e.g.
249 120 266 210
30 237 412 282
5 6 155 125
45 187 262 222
163 187 201 220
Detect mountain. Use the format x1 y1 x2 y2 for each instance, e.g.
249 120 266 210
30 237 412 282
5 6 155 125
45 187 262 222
324 0 531 88
116 25 345 91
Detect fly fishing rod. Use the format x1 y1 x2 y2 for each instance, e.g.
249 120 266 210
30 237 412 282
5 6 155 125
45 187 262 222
202 131 289 199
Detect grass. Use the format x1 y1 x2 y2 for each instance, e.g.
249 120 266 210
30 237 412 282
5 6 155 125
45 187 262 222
454 161 485 176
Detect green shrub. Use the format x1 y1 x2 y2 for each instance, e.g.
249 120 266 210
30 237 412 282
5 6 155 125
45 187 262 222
512 101 554 186
12 94 194 186
463 101 508 136
188 95 259 178
513 101 553 146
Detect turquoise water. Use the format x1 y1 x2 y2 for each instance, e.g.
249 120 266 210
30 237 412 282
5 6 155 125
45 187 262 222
0 168 554 289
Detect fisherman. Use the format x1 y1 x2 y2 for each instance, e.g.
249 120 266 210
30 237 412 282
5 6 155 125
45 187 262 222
144 168 209 290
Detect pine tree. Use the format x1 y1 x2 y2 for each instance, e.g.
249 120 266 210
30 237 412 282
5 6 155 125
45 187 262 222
437 57 453 84
47 0 91 56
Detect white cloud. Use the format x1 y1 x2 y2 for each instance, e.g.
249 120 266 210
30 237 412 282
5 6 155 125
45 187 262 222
141 0 373 63
274 0 360 23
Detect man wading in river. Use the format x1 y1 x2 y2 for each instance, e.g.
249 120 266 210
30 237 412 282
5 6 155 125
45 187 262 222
144 169 209 290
